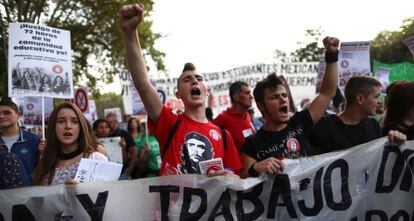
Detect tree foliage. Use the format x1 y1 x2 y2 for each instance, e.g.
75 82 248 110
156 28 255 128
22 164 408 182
0 0 165 97
371 17 414 64
94 92 124 119
273 28 324 63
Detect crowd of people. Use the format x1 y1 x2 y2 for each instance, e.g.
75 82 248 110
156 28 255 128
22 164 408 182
0 3 413 190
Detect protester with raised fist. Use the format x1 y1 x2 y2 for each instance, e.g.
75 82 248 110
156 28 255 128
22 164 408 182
240 36 340 178
119 3 241 176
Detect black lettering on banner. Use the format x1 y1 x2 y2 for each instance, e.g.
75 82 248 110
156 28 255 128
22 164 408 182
208 189 233 221
149 185 179 221
180 187 207 220
365 210 387 221
12 204 35 221
323 159 352 211
267 174 298 219
235 183 264 220
76 191 108 221
298 167 324 216
375 146 404 193
400 149 414 191
390 210 410 221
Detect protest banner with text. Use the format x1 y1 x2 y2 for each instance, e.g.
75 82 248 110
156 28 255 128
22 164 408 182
8 23 73 98
1 138 412 221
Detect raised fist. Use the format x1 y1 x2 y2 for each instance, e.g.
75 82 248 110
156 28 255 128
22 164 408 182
119 3 145 33
322 36 340 53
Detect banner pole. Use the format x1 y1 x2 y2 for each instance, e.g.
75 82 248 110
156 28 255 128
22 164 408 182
41 96 45 139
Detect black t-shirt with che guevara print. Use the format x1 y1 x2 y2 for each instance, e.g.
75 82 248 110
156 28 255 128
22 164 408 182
241 110 313 161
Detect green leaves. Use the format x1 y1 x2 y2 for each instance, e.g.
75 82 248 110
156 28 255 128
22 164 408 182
0 0 165 97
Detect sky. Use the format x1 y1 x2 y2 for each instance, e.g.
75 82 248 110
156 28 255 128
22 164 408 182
100 0 414 92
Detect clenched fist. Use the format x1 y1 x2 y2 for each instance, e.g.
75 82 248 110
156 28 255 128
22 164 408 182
323 36 340 53
119 3 145 33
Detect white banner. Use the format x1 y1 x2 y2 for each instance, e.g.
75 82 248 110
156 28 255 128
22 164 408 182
375 67 391 93
8 23 73 98
1 138 413 220
97 137 123 164
20 97 53 126
155 63 318 115
338 41 371 92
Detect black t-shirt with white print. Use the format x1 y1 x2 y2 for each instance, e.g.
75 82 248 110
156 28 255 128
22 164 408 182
241 110 313 161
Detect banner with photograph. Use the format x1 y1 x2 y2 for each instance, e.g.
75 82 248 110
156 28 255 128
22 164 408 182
8 23 73 98
2 138 411 220
20 97 53 126
338 41 371 92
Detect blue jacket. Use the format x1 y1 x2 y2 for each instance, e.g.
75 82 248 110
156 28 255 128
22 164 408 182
0 129 41 184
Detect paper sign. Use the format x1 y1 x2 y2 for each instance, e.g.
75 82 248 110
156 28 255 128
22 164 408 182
98 137 123 164
199 157 224 174
8 23 73 98
74 158 122 183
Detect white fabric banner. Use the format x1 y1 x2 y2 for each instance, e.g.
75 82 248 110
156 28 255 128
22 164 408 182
155 63 318 115
338 41 371 92
1 138 413 220
8 23 73 98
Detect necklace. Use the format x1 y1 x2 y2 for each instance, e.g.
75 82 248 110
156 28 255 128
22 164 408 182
58 148 83 160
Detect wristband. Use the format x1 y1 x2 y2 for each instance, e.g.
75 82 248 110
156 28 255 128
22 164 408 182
325 50 339 63
248 162 259 177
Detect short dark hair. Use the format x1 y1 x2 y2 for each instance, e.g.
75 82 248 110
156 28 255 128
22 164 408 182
177 62 197 89
229 81 249 104
182 62 196 72
93 119 109 131
344 76 382 105
253 73 285 105
0 99 19 113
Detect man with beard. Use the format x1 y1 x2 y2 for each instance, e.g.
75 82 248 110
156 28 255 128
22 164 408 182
119 3 241 176
240 36 340 178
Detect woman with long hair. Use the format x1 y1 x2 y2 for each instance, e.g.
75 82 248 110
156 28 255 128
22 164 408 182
383 81 414 140
33 103 107 185
127 117 142 146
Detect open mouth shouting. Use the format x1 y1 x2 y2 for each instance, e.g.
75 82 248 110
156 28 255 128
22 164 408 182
278 105 289 117
191 87 201 96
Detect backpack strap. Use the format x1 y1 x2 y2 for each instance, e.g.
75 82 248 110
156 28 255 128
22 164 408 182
162 119 182 158
220 126 227 150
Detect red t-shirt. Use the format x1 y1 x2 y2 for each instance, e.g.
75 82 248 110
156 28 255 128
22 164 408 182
213 108 256 151
149 107 242 176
